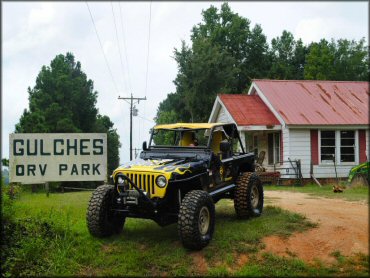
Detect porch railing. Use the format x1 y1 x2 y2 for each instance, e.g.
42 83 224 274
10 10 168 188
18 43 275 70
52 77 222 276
273 158 303 186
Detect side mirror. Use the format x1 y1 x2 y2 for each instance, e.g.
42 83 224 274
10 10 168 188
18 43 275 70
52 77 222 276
220 140 231 153
142 141 148 151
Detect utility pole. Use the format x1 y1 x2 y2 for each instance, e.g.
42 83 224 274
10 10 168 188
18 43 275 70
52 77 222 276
118 94 146 160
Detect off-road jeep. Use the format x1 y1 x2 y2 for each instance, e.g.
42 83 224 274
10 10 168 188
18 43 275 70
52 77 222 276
87 123 263 250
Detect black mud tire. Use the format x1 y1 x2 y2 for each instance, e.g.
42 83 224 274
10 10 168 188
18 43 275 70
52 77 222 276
178 190 215 250
87 184 125 237
234 172 264 218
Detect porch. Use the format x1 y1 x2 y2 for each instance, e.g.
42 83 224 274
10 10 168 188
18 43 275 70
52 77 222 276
239 128 303 186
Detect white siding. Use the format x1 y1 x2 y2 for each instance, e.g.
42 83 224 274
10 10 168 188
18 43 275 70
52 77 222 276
312 165 353 178
216 105 231 123
282 127 290 163
282 129 311 178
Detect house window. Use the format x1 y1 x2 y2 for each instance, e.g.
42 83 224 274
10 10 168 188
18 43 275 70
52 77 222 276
320 131 336 162
268 133 280 165
320 130 357 164
340 131 355 162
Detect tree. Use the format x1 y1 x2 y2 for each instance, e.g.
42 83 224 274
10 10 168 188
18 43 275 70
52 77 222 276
268 30 307 80
304 38 368 80
15 52 120 184
304 39 336 80
156 3 271 124
94 115 121 176
16 53 98 133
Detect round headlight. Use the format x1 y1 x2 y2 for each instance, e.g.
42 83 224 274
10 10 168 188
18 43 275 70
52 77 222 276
117 176 124 184
156 175 167 188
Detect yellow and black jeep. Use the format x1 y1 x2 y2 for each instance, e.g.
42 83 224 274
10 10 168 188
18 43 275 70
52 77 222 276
87 123 263 250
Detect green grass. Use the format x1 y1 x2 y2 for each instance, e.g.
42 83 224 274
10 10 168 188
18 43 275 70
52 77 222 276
266 183 369 202
2 190 368 276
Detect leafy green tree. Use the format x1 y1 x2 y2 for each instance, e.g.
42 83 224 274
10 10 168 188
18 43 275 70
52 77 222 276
304 39 336 80
94 115 121 176
268 30 307 80
15 53 120 184
304 38 368 80
16 53 98 133
157 3 271 124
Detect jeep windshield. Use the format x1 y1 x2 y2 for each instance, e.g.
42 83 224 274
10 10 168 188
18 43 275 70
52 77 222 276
150 128 210 148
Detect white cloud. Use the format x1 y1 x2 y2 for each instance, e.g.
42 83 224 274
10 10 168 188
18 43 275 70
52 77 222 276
295 17 367 44
295 18 330 44
28 3 55 29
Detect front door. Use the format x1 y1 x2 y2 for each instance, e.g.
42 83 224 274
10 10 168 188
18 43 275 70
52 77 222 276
268 132 280 165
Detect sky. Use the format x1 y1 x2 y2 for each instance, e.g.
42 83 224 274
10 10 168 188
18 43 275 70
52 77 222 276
2 1 368 163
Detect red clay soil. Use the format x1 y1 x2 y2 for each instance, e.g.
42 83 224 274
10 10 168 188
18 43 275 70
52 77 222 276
263 191 369 263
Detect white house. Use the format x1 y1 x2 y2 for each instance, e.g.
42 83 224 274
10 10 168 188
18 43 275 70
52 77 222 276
209 80 369 180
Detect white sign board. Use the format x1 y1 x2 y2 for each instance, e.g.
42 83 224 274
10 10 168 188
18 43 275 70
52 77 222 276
9 133 107 184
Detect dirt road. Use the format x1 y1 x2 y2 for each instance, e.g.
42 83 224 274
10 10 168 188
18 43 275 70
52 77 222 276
263 190 368 263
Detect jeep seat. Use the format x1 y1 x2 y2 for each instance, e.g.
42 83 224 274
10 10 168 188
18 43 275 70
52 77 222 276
179 131 194 146
211 130 225 154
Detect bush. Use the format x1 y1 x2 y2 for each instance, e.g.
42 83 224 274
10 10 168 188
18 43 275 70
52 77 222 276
2 211 77 276
1 180 78 276
2 184 22 199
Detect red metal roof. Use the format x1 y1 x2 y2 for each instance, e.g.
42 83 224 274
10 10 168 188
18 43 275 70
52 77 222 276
219 94 280 126
253 80 369 125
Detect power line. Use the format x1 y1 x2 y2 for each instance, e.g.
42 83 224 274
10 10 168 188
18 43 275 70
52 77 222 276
86 2 120 94
111 2 126 93
144 1 152 98
118 2 133 94
136 113 155 123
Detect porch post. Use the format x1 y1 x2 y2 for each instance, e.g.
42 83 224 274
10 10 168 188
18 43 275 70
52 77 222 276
239 131 246 152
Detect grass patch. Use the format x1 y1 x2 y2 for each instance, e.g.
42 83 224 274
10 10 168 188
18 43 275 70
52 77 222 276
2 190 367 276
235 252 368 277
266 183 369 202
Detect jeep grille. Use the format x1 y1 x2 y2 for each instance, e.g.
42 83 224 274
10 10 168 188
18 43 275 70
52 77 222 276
123 172 156 195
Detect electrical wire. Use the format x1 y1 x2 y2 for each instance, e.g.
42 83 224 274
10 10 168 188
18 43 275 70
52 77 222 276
144 1 152 98
118 2 133 94
85 2 120 94
111 2 126 93
136 114 155 123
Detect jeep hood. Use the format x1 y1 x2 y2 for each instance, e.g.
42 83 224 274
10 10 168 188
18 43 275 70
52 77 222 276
113 158 205 177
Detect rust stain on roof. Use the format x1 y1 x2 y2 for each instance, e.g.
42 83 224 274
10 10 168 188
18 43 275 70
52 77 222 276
333 90 360 115
319 94 331 106
350 91 364 103
279 110 289 122
299 83 313 95
300 113 311 124
315 111 327 122
317 84 331 99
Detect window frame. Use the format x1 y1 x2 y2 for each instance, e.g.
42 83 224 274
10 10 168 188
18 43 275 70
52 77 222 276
268 132 280 165
318 130 358 165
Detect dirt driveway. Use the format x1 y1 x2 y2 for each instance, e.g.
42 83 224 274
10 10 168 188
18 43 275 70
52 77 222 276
263 190 368 263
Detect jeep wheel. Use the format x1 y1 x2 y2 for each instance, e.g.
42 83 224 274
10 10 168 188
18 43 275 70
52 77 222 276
234 172 264 218
87 184 125 237
178 190 215 250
